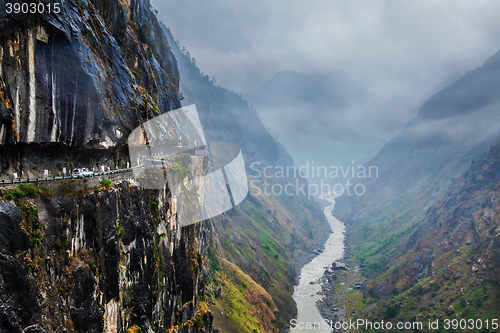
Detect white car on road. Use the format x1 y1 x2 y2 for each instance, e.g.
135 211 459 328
72 168 94 178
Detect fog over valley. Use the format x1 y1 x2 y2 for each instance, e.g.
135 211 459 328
153 0 500 172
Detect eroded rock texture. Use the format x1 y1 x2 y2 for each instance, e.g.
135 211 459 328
0 1 216 332
0 178 215 333
0 0 180 147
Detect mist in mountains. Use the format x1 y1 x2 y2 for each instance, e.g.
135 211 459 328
244 70 378 175
243 47 500 179
330 46 500 324
153 0 500 183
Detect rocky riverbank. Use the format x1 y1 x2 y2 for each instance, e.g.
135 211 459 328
316 261 349 324
317 258 367 331
293 241 330 281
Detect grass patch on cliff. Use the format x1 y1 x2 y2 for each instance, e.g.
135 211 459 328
348 198 423 280
1 185 47 247
360 273 500 328
100 178 112 188
2 183 53 200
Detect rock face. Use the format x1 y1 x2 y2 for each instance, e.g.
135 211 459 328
0 1 216 332
0 178 214 333
0 0 180 147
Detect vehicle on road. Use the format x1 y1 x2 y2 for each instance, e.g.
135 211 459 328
72 168 94 178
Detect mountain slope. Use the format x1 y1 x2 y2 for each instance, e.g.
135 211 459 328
0 3 330 332
358 136 500 326
419 49 500 120
331 49 500 326
163 28 330 332
335 48 500 275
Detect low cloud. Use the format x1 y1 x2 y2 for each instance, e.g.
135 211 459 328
152 0 500 167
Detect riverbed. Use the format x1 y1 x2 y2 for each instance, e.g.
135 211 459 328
291 195 345 332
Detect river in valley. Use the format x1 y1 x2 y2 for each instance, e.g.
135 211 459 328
291 195 345 332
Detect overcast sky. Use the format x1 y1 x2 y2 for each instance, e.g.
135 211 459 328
152 0 500 170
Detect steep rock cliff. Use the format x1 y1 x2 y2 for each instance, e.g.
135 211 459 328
0 0 179 149
0 2 330 332
0 175 215 332
0 1 220 332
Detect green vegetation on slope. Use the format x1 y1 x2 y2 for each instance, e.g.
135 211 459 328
337 140 500 330
206 254 277 333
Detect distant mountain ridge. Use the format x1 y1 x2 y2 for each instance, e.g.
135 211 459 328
242 69 374 176
418 49 500 120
